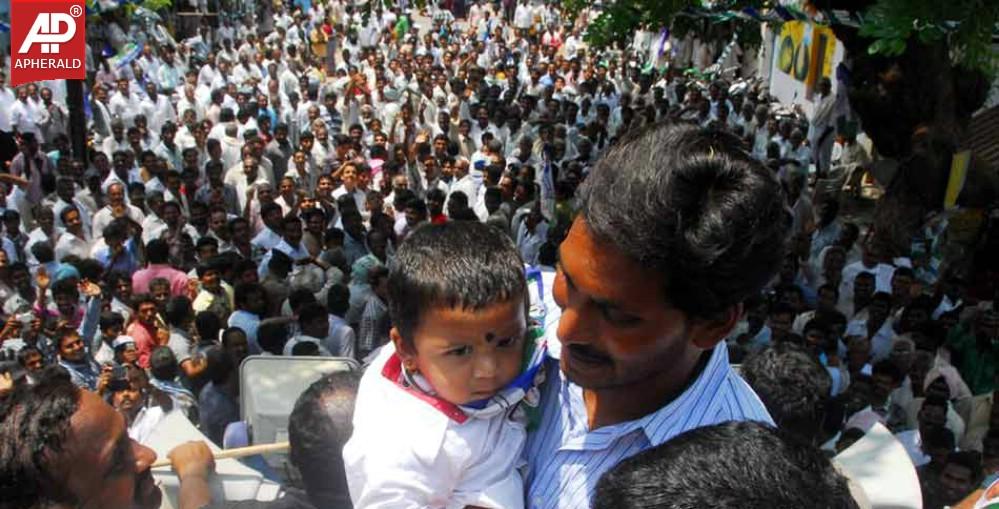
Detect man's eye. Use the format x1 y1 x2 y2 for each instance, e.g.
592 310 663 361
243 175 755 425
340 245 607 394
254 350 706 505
447 346 472 357
602 308 642 327
496 334 522 348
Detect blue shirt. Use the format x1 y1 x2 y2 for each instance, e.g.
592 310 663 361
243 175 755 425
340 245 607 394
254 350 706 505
94 239 141 275
523 343 773 509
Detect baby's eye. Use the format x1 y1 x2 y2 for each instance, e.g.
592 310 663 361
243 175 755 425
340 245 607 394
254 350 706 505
496 334 523 348
447 345 472 357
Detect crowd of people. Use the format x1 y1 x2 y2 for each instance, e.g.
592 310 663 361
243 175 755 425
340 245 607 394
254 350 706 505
0 0 997 507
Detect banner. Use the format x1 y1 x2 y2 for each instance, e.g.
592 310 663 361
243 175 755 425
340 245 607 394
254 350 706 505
768 20 844 116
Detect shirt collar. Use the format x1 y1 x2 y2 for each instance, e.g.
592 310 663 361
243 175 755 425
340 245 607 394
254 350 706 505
559 343 734 448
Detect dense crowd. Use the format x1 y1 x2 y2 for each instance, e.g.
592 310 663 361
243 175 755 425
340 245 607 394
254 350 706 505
0 0 997 508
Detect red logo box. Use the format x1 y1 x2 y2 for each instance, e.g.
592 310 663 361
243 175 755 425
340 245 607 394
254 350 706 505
10 0 86 86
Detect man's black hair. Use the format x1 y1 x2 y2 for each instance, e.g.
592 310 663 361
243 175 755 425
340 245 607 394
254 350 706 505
0 369 82 507
924 426 956 452
578 123 790 320
203 346 234 385
298 302 328 327
267 249 293 275
389 222 525 346
195 311 222 345
593 421 859 509
291 341 320 356
742 342 832 445
146 238 170 264
30 242 54 264
872 359 903 384
234 282 265 310
287 370 360 509
99 311 125 332
165 296 194 327
149 346 179 381
288 288 317 313
327 284 350 316
257 322 288 356
50 278 78 299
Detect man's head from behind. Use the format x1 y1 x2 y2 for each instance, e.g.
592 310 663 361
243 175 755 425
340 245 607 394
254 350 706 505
593 421 859 509
288 370 361 509
742 342 832 445
554 123 790 393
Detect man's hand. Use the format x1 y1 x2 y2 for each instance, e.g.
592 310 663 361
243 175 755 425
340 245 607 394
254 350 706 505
36 267 50 290
79 279 102 298
0 372 13 396
96 365 113 395
155 327 171 346
168 441 216 480
0 319 21 341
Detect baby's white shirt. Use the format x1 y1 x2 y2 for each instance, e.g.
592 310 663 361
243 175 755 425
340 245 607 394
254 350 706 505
342 343 527 509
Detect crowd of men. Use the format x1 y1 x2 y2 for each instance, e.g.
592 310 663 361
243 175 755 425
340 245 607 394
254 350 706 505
0 0 997 507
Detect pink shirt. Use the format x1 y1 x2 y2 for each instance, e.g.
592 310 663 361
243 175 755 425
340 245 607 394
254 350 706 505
128 321 157 369
132 264 189 297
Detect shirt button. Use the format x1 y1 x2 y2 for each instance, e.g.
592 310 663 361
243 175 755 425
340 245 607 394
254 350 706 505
533 497 543 508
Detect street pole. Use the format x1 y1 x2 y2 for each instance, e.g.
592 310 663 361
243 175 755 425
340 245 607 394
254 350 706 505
66 79 88 165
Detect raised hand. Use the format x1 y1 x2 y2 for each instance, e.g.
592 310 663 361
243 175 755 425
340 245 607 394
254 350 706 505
35 267 50 290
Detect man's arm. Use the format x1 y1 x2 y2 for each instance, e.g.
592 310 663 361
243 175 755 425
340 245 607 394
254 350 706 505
168 441 215 509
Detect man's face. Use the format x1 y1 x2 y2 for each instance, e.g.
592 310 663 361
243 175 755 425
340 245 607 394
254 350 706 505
162 204 180 227
64 210 83 234
47 390 161 509
264 208 282 230
920 404 947 430
940 463 974 504
551 217 720 390
283 221 303 245
769 312 793 338
138 302 157 325
59 333 86 362
226 333 250 364
23 350 43 371
854 276 874 303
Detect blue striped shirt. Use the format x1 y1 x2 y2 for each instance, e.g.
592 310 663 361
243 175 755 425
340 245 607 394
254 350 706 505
523 343 773 509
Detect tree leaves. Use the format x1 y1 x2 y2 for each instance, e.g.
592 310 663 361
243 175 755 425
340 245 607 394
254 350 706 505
564 0 997 78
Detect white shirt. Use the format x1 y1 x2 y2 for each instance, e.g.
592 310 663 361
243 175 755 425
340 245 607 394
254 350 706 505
54 232 92 262
326 314 356 359
257 239 309 279
332 185 367 214
251 227 284 253
344 344 526 509
894 429 931 467
92 204 145 240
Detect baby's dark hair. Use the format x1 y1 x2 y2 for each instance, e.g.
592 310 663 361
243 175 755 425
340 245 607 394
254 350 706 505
389 222 526 347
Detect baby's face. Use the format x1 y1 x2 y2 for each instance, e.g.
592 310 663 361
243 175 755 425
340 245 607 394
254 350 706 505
400 299 527 406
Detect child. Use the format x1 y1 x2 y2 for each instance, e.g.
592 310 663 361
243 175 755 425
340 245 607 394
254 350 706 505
343 221 546 508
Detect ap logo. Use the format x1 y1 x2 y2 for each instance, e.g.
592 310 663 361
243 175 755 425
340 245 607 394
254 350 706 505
10 0 86 86
19 10 81 54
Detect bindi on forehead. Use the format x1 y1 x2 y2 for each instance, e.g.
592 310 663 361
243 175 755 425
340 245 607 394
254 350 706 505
484 332 495 344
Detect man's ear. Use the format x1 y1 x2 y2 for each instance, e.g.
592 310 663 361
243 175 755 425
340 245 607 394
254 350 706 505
390 327 417 369
689 302 744 350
